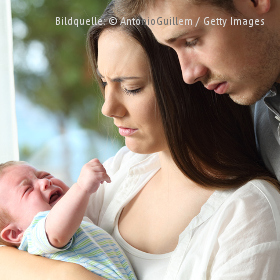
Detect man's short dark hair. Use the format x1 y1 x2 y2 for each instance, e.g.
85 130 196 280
114 0 236 19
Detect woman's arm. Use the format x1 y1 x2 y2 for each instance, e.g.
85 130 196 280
0 247 105 280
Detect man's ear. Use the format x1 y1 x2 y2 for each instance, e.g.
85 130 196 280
1 223 24 245
234 0 271 15
251 0 271 14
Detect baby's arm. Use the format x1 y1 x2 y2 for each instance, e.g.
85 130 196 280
45 159 111 248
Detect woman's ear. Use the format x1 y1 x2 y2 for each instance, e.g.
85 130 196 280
1 223 23 245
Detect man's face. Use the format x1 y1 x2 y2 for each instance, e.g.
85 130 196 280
142 0 280 105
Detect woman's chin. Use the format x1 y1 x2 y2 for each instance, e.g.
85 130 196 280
125 140 146 154
126 145 148 154
125 140 162 155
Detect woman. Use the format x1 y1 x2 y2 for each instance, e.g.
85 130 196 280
85 2 280 279
1 1 279 279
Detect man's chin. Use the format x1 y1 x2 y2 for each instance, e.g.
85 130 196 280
228 95 252 106
228 92 263 106
228 83 273 105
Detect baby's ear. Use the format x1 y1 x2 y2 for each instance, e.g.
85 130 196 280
1 223 24 245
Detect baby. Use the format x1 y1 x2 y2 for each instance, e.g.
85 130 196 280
0 160 136 280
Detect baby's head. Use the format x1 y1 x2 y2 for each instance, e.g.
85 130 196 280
0 161 69 246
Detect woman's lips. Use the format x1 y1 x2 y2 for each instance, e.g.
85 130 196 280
118 127 138 137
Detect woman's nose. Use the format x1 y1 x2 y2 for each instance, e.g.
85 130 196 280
101 86 126 118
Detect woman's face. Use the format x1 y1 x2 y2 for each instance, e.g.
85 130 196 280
98 28 168 154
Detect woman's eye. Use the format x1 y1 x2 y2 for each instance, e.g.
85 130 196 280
185 38 198 47
101 81 107 88
123 87 142 95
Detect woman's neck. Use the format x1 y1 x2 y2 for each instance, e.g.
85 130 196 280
158 150 201 191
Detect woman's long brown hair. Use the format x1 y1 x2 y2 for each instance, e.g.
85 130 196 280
87 1 279 189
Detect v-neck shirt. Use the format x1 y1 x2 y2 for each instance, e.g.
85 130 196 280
85 146 280 280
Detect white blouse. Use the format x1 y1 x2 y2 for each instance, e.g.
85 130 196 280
112 221 172 280
86 146 280 280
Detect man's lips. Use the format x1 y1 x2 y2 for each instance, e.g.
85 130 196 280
205 82 228 94
118 127 138 137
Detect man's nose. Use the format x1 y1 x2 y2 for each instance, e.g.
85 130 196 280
177 50 208 84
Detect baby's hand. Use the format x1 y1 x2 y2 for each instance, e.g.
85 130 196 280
77 159 111 194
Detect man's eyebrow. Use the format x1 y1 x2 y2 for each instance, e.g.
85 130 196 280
164 30 193 44
96 68 140 82
166 30 189 44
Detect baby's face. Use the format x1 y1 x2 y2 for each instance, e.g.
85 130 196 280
0 164 69 231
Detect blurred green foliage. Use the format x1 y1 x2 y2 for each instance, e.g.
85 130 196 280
19 144 34 161
12 0 123 143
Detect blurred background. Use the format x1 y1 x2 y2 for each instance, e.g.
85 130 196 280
12 0 124 186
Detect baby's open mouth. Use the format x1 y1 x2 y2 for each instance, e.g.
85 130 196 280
49 191 61 205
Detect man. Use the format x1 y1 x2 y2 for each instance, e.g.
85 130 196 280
114 0 280 180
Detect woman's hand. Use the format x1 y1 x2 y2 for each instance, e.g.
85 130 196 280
0 247 105 280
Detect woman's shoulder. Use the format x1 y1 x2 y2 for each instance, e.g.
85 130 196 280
206 180 280 278
219 179 280 240
231 179 280 207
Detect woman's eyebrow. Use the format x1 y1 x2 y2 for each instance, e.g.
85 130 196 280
111 77 140 82
96 68 103 78
96 68 140 82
